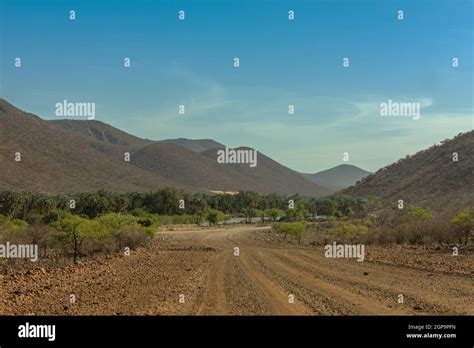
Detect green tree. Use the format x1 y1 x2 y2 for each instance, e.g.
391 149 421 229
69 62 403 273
316 198 337 216
76 192 109 218
257 196 270 223
237 191 260 223
31 193 55 215
0 191 25 219
206 209 224 226
188 196 208 224
452 209 473 246
52 214 88 263
406 206 433 222
113 193 131 213
267 208 284 222
286 207 309 222
96 213 138 249
272 222 307 244
333 221 368 242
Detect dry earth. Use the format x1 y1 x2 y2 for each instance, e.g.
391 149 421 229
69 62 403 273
0 225 472 315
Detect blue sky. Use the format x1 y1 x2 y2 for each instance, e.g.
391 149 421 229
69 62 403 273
1 0 473 172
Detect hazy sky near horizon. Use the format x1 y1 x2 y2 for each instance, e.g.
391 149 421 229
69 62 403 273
1 0 473 172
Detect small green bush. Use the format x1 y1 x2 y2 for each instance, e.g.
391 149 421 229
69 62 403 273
272 222 307 243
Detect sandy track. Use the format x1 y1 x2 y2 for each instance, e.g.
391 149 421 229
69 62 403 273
0 225 472 315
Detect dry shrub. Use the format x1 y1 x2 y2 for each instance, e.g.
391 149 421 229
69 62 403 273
81 235 117 256
117 227 152 250
364 217 455 245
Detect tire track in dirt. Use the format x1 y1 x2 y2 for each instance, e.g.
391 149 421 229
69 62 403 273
225 230 473 315
237 247 312 315
2 225 472 316
224 229 312 315
196 250 230 315
222 253 270 315
289 249 474 315
234 245 355 315
300 248 474 294
256 249 399 315
228 230 371 314
196 227 299 315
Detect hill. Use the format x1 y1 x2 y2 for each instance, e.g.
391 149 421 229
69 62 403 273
0 99 328 196
199 147 332 196
301 164 371 191
344 131 474 212
0 99 182 193
130 142 272 193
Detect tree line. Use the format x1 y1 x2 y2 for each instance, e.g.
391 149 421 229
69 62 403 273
0 189 371 223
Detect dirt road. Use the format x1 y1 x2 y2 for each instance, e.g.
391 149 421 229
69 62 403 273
1 225 473 315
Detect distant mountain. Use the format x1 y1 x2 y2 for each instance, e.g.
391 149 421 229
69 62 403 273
129 143 330 196
159 138 224 153
0 99 181 193
200 147 332 196
0 99 328 196
344 131 474 212
301 164 371 192
130 142 263 193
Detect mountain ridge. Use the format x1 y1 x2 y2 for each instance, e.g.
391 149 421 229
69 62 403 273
343 131 474 212
301 164 371 191
3 98 470 209
0 98 329 196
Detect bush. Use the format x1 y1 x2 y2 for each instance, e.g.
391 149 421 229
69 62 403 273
406 206 433 222
206 209 225 226
334 211 343 219
137 218 152 227
25 225 57 255
363 216 456 245
0 215 29 235
131 207 148 217
272 222 307 243
49 212 157 262
153 214 194 225
332 221 368 243
117 226 153 250
24 212 43 225
285 208 309 222
51 213 90 263
267 208 284 222
451 209 473 246
42 210 63 224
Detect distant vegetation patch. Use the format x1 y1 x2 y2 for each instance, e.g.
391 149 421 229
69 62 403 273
0 189 472 271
